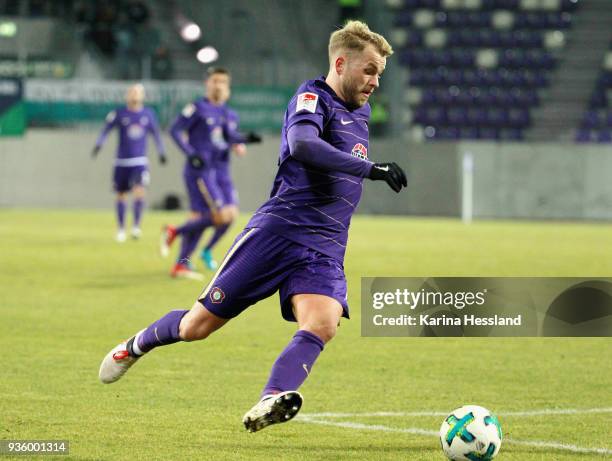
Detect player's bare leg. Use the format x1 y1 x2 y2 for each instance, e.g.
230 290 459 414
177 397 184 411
116 192 128 242
99 301 227 383
243 294 342 432
131 185 146 239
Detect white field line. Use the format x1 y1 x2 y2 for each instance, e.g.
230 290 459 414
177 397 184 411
296 408 612 456
301 407 612 419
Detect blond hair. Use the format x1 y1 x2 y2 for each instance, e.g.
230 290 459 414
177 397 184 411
328 20 393 63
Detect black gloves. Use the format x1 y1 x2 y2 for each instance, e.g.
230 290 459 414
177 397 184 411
188 155 204 169
159 155 167 165
92 146 100 158
368 162 407 193
245 132 262 143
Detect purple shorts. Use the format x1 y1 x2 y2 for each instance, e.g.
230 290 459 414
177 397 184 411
184 169 224 212
216 167 238 206
197 227 349 322
113 165 149 193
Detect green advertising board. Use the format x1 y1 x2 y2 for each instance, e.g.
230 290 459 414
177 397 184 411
24 80 293 132
0 78 25 136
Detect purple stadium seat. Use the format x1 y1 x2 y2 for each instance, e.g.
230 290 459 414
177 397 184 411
581 111 601 129
575 129 593 143
597 130 612 143
479 127 500 140
460 127 479 139
448 107 469 126
500 128 524 140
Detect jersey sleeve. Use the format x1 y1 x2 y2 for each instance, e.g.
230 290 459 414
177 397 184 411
223 109 247 144
285 85 331 135
169 102 198 156
146 109 166 156
94 110 118 148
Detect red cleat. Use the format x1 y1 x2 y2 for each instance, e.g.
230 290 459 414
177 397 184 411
170 262 204 280
159 225 177 257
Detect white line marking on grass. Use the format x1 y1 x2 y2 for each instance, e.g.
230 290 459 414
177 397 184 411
297 408 612 456
297 416 438 437
302 407 612 419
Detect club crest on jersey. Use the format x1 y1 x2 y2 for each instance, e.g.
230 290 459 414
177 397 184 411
296 92 318 114
128 124 145 139
351 143 368 160
210 287 225 304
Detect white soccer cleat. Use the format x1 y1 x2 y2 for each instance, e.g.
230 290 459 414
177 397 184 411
116 229 127 243
131 227 142 239
242 391 303 433
99 341 140 384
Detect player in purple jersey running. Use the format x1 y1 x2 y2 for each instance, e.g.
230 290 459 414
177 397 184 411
161 67 261 279
199 103 249 270
99 21 406 431
93 84 167 242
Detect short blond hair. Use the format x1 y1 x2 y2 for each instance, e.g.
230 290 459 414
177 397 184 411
328 20 393 63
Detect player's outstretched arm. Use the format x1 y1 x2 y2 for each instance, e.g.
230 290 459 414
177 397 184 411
288 122 373 178
288 122 407 192
169 115 197 157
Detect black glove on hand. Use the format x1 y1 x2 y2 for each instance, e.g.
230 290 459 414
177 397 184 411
92 146 100 158
188 155 204 170
368 162 407 193
159 155 167 165
245 132 262 143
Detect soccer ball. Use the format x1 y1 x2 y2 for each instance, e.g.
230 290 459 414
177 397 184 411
439 405 502 461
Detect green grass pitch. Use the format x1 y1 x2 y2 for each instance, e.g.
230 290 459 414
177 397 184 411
1 209 611 460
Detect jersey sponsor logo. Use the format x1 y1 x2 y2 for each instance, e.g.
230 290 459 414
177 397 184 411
340 118 354 125
210 286 225 304
351 143 368 160
182 103 196 117
296 92 318 114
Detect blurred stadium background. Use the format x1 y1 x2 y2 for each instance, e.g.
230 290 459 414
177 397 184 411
2 0 611 222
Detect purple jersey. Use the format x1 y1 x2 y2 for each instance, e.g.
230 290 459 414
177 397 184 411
212 109 241 167
95 106 165 166
246 77 372 263
170 98 245 172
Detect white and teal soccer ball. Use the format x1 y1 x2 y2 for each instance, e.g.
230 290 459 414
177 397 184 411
439 405 502 461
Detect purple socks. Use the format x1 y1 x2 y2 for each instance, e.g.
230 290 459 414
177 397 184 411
176 216 212 264
116 200 126 229
134 309 189 354
205 224 230 251
133 198 144 228
261 330 324 397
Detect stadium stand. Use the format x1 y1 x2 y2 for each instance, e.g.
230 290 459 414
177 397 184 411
388 0 582 141
576 42 612 143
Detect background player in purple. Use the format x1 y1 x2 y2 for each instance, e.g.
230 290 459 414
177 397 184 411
161 67 261 279
93 84 167 242
199 101 251 270
99 21 406 431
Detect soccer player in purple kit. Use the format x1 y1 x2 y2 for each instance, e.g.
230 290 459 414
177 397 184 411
93 84 167 242
161 67 261 279
99 21 406 432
